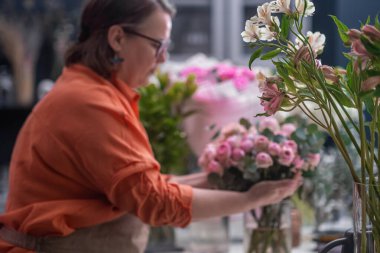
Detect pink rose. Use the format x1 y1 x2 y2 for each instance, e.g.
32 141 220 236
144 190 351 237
307 153 321 167
226 135 241 148
280 123 297 137
268 142 282 156
278 146 296 166
293 156 305 170
240 138 254 152
253 135 269 151
231 148 245 161
216 142 232 161
255 152 274 169
258 117 280 133
198 144 217 168
207 160 223 173
283 140 298 153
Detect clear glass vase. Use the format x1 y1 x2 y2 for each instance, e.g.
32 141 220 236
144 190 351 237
244 200 292 253
353 180 379 253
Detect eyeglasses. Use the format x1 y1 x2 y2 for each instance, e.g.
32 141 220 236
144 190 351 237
121 26 171 58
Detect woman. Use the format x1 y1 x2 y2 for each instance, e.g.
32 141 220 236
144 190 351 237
0 0 301 252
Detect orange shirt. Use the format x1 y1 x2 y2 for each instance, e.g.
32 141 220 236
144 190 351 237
0 64 193 252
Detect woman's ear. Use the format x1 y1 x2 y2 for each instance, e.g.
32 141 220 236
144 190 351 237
107 25 125 52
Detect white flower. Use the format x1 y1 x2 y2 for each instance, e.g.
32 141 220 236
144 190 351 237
295 0 315 17
306 31 326 55
295 31 326 56
241 20 261 43
269 0 291 14
250 15 266 26
260 26 277 41
257 3 273 25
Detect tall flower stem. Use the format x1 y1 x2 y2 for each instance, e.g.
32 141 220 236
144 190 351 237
358 101 368 253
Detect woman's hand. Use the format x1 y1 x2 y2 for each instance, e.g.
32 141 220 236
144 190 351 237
190 172 302 221
245 172 302 209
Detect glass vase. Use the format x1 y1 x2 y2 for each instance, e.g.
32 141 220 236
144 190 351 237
244 200 292 253
353 180 379 253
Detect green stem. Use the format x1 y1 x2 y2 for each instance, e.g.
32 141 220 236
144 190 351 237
358 102 367 253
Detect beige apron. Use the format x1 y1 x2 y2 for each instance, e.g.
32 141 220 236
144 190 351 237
0 214 150 253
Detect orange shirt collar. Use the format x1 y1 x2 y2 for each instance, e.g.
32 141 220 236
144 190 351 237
64 64 141 116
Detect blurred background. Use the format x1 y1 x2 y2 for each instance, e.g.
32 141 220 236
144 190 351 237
0 0 379 252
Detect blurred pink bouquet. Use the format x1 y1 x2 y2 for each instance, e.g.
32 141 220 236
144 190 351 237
199 116 324 252
180 63 255 92
198 116 324 191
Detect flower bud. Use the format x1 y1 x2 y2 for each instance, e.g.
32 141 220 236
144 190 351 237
351 40 370 58
320 65 339 83
347 29 362 43
362 25 380 42
361 76 380 91
294 46 313 66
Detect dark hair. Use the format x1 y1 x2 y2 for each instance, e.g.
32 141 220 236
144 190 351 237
65 0 175 79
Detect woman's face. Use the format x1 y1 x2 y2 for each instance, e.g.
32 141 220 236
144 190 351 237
115 9 172 88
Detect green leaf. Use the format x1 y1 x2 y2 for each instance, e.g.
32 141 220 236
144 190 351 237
294 128 307 141
280 15 290 39
239 118 252 130
262 128 275 138
307 124 319 134
375 14 380 30
330 15 350 45
327 85 355 108
260 48 282 61
365 16 371 25
249 48 263 70
211 129 221 141
374 85 380 97
274 62 296 92
363 96 375 115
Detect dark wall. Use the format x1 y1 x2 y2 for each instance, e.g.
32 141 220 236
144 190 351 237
313 0 380 67
0 108 31 165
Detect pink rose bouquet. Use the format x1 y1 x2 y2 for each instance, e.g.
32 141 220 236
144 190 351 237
199 116 324 191
199 116 324 253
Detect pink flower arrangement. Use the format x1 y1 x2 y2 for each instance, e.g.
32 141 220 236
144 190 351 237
198 116 325 191
180 63 256 92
